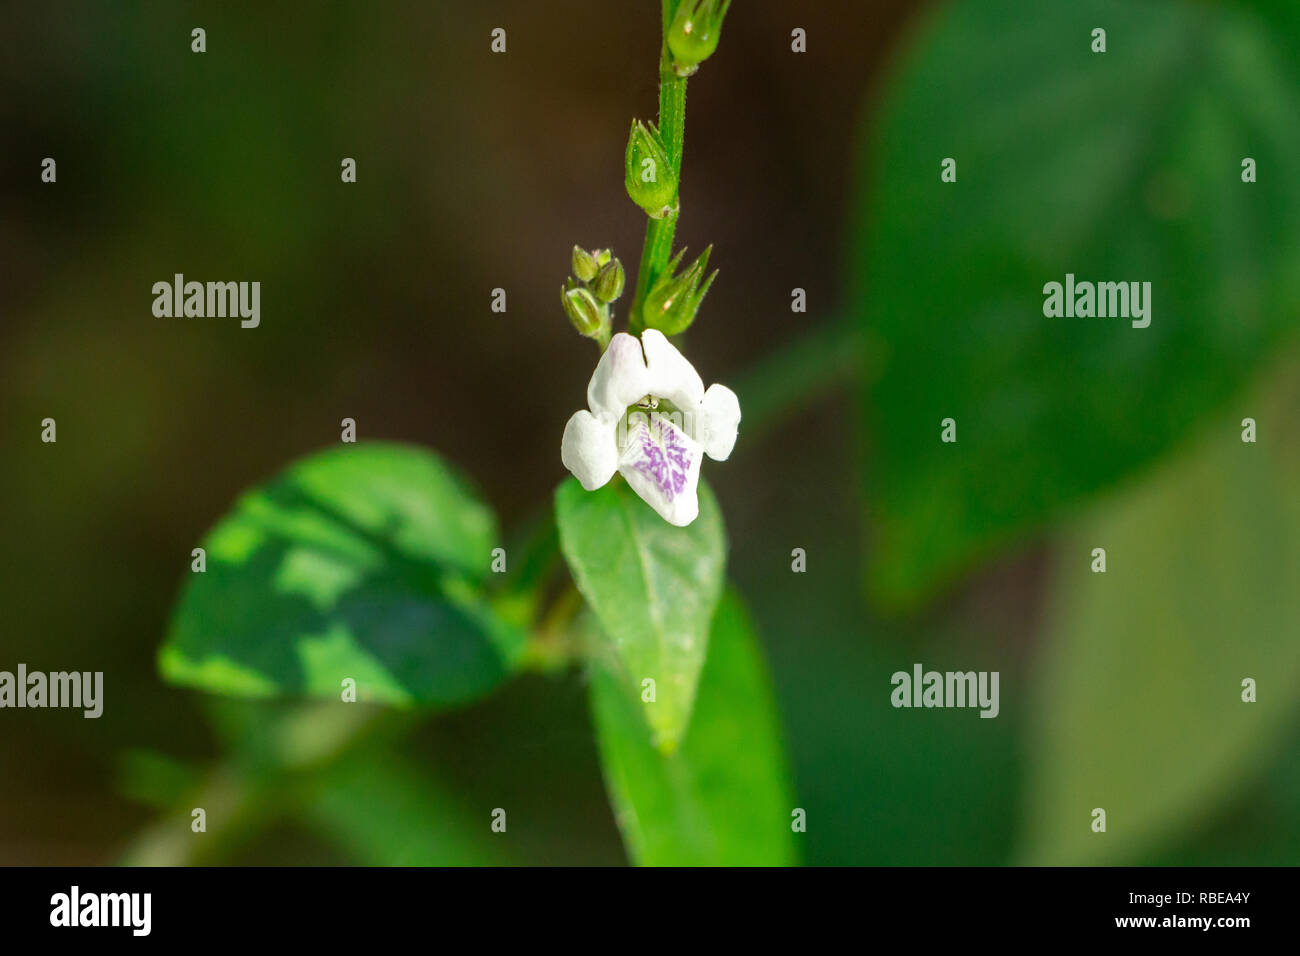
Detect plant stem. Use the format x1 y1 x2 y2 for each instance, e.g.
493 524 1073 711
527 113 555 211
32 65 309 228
120 704 401 865
521 583 585 671
630 2 689 331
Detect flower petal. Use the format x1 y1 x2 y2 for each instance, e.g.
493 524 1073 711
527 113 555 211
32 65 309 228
587 332 651 421
640 328 705 412
617 414 702 526
699 383 741 461
561 410 618 490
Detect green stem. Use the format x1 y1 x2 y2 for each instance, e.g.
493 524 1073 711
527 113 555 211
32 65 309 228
521 583 585 672
658 53 687 168
631 217 677 331
630 3 689 331
120 704 401 865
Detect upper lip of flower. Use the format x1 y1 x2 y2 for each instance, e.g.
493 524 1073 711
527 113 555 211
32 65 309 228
589 329 703 423
561 330 741 526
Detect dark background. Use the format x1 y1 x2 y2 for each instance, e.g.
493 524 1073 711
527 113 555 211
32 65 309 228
3 0 1296 866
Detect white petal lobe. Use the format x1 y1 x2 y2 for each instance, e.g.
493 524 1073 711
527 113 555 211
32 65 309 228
561 410 618 490
640 329 705 411
587 332 651 421
699 383 741 461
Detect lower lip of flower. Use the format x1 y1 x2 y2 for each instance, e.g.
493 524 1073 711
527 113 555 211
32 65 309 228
622 414 695 500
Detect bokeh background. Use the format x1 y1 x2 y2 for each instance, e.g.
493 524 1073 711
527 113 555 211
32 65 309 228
2 0 1298 865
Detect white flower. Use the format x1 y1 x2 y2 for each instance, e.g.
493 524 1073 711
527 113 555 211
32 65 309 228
561 329 740 526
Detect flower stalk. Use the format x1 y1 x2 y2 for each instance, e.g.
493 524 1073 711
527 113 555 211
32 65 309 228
629 1 693 332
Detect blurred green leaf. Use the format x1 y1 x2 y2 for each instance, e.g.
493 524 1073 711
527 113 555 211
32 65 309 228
114 750 203 810
1145 711 1300 865
1020 357 1300 863
589 590 796 866
1236 0 1300 55
854 0 1300 609
305 750 508 866
556 476 726 751
160 442 525 706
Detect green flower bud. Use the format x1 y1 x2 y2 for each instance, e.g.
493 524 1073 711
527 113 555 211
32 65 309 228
642 245 716 336
592 258 625 303
594 248 613 267
562 285 606 338
668 0 731 77
572 246 600 283
624 119 678 218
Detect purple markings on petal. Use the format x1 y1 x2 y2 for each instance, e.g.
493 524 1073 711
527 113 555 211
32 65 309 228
626 416 695 501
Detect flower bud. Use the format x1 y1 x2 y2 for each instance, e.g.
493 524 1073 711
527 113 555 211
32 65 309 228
562 285 606 338
668 0 731 77
624 120 678 218
642 245 716 336
592 258 625 303
572 246 600 283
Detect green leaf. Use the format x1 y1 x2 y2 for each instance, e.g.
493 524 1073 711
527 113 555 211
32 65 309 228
114 751 203 811
854 0 1300 609
1020 358 1300 863
589 590 796 865
555 476 726 752
306 750 510 866
160 442 525 706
